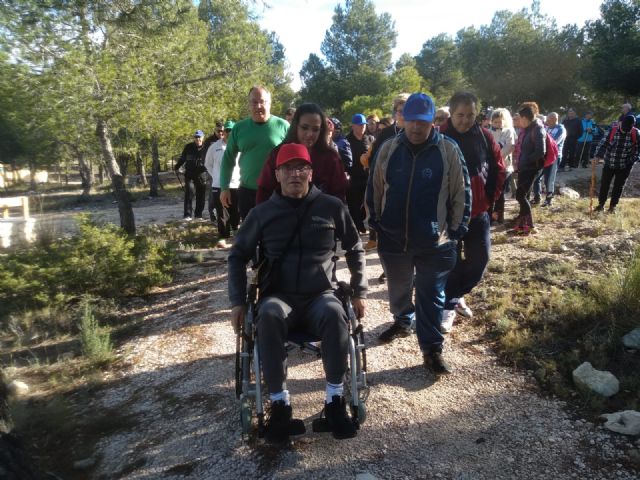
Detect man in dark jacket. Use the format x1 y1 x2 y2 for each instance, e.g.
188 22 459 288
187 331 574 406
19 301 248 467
438 91 506 333
561 108 583 170
346 113 374 233
174 130 208 220
368 93 471 376
228 143 367 443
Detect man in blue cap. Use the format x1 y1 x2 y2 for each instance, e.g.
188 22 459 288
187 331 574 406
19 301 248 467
367 93 471 376
174 130 208 220
346 113 374 233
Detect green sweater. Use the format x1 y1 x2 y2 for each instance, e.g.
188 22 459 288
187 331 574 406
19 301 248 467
219 115 289 190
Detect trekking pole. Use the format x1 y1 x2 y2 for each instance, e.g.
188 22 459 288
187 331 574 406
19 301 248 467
174 169 184 192
589 157 597 217
577 137 589 168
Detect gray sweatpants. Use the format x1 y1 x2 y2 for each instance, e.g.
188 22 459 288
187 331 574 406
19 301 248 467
257 292 349 394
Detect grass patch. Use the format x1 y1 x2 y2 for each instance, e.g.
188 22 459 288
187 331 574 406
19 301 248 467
488 244 640 414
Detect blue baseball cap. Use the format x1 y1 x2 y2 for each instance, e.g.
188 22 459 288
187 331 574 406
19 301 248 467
194 130 204 137
403 93 435 122
351 114 366 125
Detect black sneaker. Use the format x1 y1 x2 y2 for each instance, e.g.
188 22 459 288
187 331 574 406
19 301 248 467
264 400 305 443
532 196 541 205
594 204 604 212
378 323 411 343
424 351 453 376
607 206 616 214
378 272 386 284
324 395 357 439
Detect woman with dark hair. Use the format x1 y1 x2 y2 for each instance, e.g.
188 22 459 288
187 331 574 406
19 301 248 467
514 105 546 234
256 103 348 203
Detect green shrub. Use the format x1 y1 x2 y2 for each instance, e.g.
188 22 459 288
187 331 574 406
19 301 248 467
0 215 174 323
79 302 113 364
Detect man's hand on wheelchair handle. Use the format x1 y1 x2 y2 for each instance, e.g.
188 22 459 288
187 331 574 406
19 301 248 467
352 297 366 319
231 305 246 334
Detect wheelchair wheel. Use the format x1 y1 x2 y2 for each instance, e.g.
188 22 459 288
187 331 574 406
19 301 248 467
240 397 252 434
357 401 367 424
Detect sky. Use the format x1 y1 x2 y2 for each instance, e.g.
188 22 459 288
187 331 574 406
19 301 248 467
255 0 605 91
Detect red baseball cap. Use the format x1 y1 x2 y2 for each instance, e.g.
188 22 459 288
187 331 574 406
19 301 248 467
276 143 312 168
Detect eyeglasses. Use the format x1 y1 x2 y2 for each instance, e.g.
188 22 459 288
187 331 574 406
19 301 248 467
279 165 312 175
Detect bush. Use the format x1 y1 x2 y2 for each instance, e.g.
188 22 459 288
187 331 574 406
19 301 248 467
79 302 113 364
0 215 174 324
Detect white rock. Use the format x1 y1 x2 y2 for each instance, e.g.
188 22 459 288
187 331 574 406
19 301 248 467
601 411 640 436
572 362 619 397
7 380 29 397
623 328 640 349
559 186 580 199
60 352 75 361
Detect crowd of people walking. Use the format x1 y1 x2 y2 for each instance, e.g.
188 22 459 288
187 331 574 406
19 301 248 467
172 86 639 442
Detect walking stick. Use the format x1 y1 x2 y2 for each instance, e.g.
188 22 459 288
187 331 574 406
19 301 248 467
174 169 184 192
589 158 597 217
577 138 589 168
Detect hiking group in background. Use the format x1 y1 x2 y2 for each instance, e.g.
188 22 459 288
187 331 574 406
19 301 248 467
173 85 639 443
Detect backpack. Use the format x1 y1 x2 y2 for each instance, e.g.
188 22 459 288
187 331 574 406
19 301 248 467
531 127 559 167
608 123 638 145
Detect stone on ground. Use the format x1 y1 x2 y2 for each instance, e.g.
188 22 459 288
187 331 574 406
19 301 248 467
572 362 619 397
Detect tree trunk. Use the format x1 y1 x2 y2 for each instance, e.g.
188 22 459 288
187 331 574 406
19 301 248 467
28 160 37 191
77 150 93 200
96 119 136 235
149 135 161 197
136 150 147 188
98 163 104 184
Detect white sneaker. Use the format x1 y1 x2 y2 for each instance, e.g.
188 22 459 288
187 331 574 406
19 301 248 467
216 239 228 248
455 297 473 318
183 216 193 221
441 309 456 333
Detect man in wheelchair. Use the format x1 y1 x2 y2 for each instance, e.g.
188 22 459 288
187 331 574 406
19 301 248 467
228 143 367 443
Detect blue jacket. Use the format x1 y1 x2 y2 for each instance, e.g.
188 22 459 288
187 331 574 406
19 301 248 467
578 118 596 143
366 130 471 253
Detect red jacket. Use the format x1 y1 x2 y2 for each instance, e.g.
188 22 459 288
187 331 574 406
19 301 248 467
440 121 506 218
256 144 348 204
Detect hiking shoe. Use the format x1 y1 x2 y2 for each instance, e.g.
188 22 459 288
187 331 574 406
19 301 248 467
324 395 357 439
364 240 378 251
532 196 541 205
378 322 411 343
441 309 456 334
594 204 604 212
264 401 305 443
424 351 453 376
378 272 386 284
454 297 473 318
542 196 552 207
607 206 616 214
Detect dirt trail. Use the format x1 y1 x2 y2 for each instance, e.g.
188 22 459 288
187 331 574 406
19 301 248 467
76 163 639 479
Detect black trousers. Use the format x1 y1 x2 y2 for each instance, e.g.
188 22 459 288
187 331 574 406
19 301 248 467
212 187 239 239
238 186 257 221
346 178 367 233
561 136 578 168
516 168 541 217
183 173 207 218
598 165 632 208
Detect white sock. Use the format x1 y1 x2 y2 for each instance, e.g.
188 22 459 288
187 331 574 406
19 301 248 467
270 390 290 405
326 382 344 403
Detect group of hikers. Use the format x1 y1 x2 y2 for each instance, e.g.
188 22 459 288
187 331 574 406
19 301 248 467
174 86 639 443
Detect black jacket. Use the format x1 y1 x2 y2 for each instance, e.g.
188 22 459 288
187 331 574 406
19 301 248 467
346 132 374 182
175 142 207 178
228 185 367 306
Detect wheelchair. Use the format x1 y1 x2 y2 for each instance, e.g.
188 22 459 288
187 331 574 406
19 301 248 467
235 278 369 438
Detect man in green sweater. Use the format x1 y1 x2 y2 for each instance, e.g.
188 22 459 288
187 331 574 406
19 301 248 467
220 86 289 220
